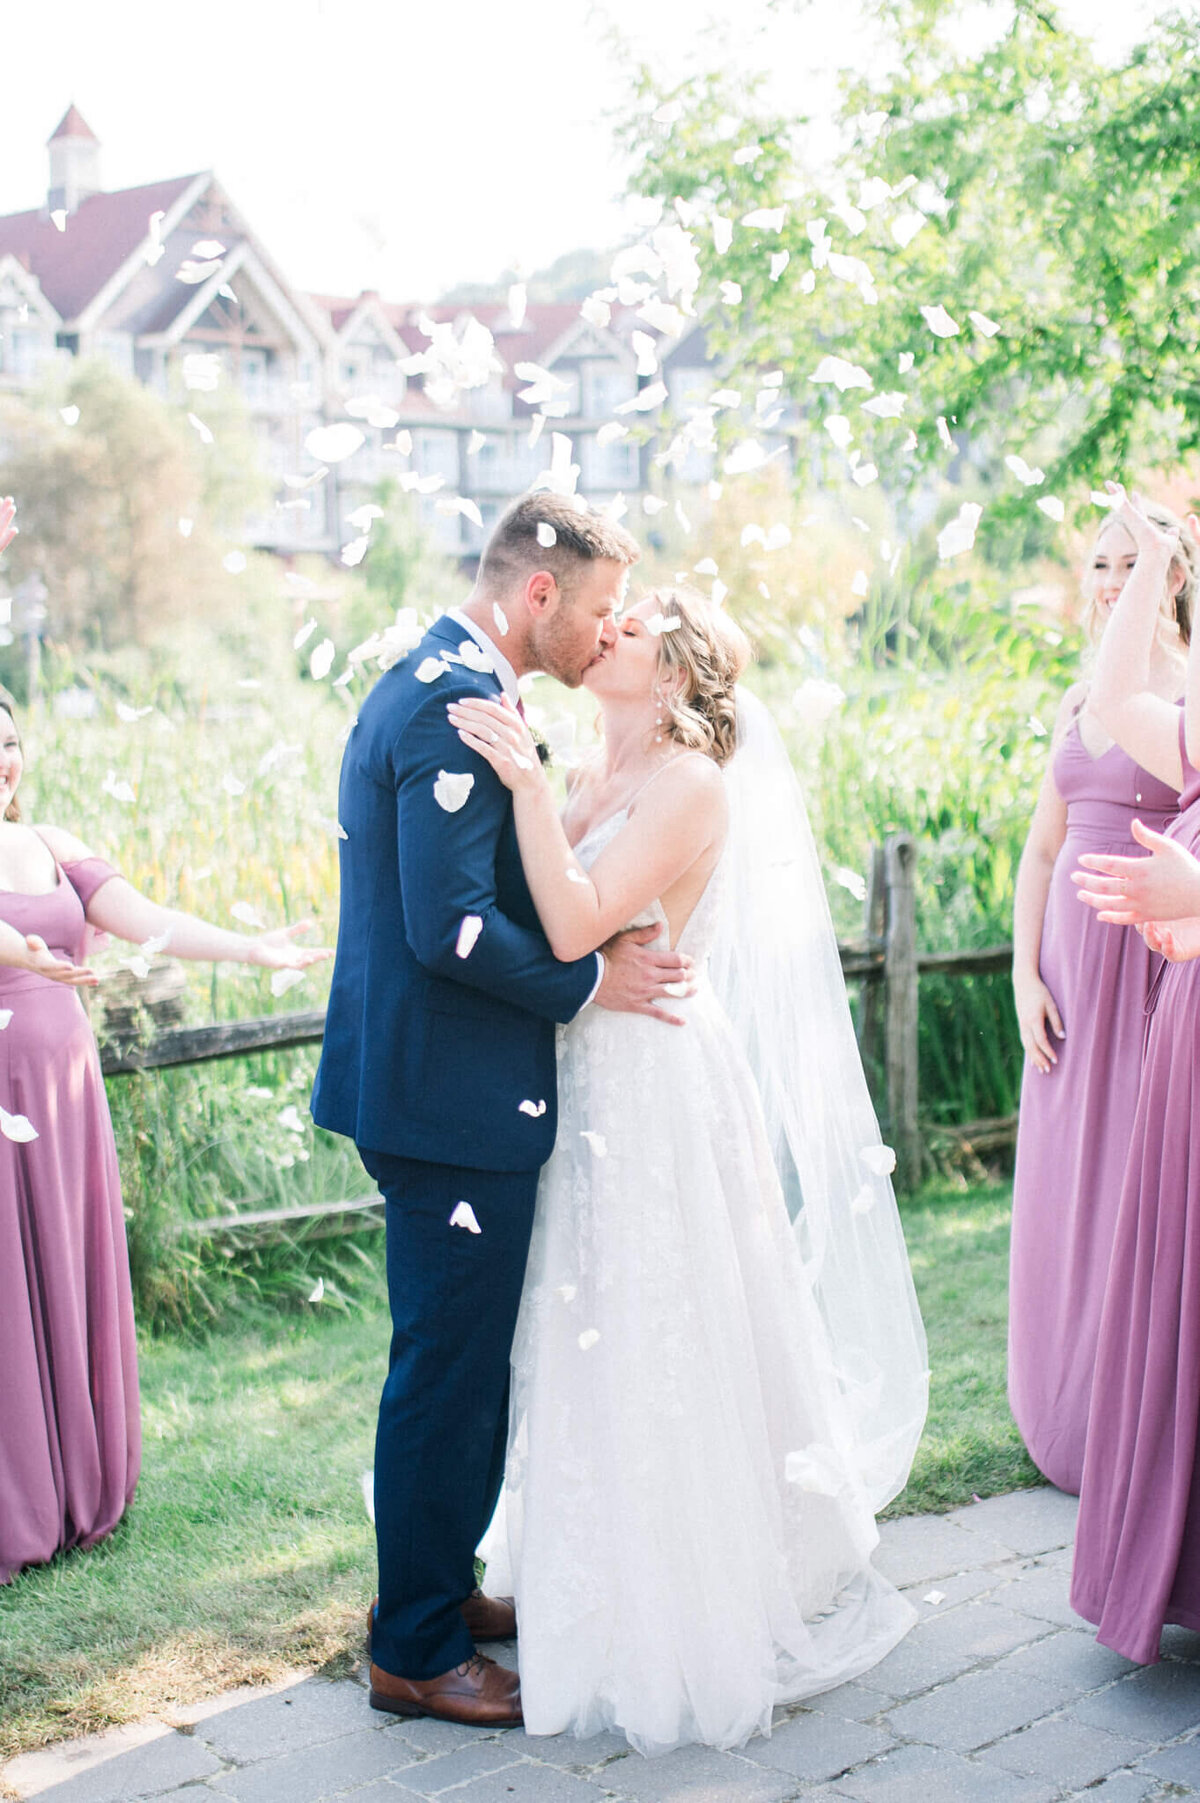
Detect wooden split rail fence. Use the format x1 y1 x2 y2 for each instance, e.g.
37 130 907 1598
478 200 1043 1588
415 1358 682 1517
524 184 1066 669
98 833 1017 1235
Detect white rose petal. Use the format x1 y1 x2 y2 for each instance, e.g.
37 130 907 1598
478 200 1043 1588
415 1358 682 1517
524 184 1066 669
825 415 854 449
304 424 366 464
518 1098 548 1118
860 1143 898 1176
178 517 194 537
924 1589 947 1606
741 206 787 232
891 211 928 248
834 865 868 902
810 355 873 393
187 413 214 445
277 1104 306 1134
0 1010 12 1029
558 1283 577 1302
580 1130 607 1157
415 657 449 683
102 772 136 804
310 638 336 681
578 1328 601 1351
456 915 483 959
307 1277 325 1304
785 1444 847 1495
0 1106 38 1142
231 901 265 928
899 352 915 374
862 392 906 418
1037 496 1065 522
1005 454 1045 487
492 603 509 637
457 639 494 674
361 1470 376 1524
937 416 955 450
223 551 247 575
770 250 791 281
968 310 1000 337
340 536 370 568
270 968 307 998
536 521 557 548
434 770 475 813
853 463 878 487
60 405 80 426
293 619 318 650
713 215 734 254
851 1184 877 1215
937 502 983 561
449 1200 482 1233
920 304 960 339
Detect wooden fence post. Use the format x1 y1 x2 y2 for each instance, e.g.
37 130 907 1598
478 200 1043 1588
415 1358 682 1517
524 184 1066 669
884 833 921 1191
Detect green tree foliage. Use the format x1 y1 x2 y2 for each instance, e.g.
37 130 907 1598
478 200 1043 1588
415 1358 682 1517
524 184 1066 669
620 3 1200 519
0 359 269 652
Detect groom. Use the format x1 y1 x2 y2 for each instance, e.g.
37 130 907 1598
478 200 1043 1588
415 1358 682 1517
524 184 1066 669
311 493 692 1726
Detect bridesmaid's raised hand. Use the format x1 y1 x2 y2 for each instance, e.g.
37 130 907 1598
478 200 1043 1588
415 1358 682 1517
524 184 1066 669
1074 818 1200 924
1141 918 1200 963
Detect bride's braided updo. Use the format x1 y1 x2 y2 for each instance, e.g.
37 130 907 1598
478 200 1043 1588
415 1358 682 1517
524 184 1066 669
649 587 752 768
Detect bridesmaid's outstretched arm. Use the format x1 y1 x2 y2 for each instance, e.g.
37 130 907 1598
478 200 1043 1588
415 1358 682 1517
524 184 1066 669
0 915 96 985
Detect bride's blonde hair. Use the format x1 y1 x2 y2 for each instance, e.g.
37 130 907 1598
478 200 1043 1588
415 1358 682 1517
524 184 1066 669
649 587 752 768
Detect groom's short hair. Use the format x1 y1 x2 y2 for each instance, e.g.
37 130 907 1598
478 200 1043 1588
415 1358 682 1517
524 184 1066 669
479 493 640 597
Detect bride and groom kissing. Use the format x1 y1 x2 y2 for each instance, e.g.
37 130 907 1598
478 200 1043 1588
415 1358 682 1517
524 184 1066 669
311 492 929 1756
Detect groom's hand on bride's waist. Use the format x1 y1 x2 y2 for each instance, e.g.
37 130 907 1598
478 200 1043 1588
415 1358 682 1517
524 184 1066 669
594 925 695 1026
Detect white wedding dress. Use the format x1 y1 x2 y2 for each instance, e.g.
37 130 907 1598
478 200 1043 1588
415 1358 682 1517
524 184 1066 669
483 774 923 1756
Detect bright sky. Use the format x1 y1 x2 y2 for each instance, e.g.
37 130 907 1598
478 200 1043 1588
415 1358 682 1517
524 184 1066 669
0 0 1157 305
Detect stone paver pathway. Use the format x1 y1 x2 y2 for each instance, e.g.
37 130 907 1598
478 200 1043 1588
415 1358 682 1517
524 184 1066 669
6 1490 1200 1803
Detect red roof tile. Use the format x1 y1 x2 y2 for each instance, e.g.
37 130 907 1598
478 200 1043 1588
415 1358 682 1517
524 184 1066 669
0 173 200 322
48 105 99 144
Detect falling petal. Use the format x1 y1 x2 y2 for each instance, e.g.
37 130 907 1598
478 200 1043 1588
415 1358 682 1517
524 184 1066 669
416 657 449 683
1037 496 1065 521
102 772 137 804
924 1590 947 1606
361 1470 376 1524
537 521 558 548
851 570 870 597
270 966 307 999
723 440 772 475
304 423 365 464
861 392 906 418
223 551 247 574
578 1328 601 1351
518 1098 548 1118
59 405 80 426
456 914 484 960
187 413 214 445
769 251 790 281
614 381 668 416
492 603 509 636
741 206 787 232
920 304 960 338
968 310 1000 337
221 773 246 796
50 209 68 233
898 352 915 374
293 618 318 649
580 1130 607 1157
936 417 954 451
1 1106 38 1142
834 864 868 901
457 639 493 674
558 1284 577 1303
0 1010 9 1029
596 421 628 447
852 463 878 487
347 503 384 531
713 215 734 254
449 1200 482 1233
178 517 194 537
937 502 983 560
824 415 853 450
507 281 528 329
310 638 335 680
860 1143 898 1176
718 281 742 305
810 355 872 392
785 1444 847 1495
891 211 927 248
231 901 265 928
434 770 475 812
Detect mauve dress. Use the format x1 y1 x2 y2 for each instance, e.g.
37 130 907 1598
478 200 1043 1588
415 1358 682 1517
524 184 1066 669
0 855 140 1584
1009 716 1179 1494
1071 716 1200 1663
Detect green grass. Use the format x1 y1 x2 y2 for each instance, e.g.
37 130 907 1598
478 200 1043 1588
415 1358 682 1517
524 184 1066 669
0 1181 1039 1765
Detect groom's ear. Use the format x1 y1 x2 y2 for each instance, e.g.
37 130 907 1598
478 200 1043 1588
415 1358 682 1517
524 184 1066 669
524 569 560 617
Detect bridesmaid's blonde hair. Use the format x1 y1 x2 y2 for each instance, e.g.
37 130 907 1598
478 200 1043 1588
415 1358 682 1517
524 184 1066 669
648 587 752 768
1082 503 1196 651
0 685 19 822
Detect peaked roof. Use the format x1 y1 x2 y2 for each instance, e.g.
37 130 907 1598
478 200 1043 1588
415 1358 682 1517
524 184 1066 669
0 173 199 322
48 105 98 144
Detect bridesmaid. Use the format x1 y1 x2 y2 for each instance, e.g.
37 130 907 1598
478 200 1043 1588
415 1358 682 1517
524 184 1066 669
1066 489 1200 1662
1008 498 1194 1492
0 609 329 1582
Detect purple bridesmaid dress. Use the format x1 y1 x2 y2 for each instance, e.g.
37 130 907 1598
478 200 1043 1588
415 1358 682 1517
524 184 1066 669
1071 716 1200 1662
0 855 140 1583
1009 715 1179 1493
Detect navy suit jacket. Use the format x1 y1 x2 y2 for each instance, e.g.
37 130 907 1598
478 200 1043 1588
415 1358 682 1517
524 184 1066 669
311 613 599 1172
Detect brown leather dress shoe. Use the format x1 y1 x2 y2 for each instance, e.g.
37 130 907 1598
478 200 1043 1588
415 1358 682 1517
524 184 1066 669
366 1588 516 1653
369 1651 522 1725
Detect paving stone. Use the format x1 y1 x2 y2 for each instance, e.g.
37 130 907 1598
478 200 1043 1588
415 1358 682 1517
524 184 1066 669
357 1715 489 1756
1067 1774 1158 1803
595 1743 792 1802
945 1487 1080 1557
383 1742 523 1795
1071 1661 1200 1743
1161 1624 1200 1664
207 1726 420 1802
195 1679 375 1763
20 1731 221 1803
810 1682 896 1723
500 1730 633 1769
737 1713 894 1783
858 1601 1050 1700
819 1741 1060 1802
977 1714 1150 1787
873 1517 1013 1590
898 1567 1000 1613
990 1563 1086 1629
423 1767 612 1803
987 1627 1134 1697
1135 1733 1200 1787
883 1668 1072 1752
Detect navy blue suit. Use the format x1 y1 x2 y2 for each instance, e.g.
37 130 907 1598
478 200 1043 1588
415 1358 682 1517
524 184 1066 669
312 613 597 1679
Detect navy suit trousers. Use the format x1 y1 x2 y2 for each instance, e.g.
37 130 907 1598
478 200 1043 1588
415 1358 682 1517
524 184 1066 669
359 1148 539 1680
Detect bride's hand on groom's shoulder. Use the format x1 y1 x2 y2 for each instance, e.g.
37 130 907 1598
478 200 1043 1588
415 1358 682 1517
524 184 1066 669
595 925 695 1026
447 695 544 794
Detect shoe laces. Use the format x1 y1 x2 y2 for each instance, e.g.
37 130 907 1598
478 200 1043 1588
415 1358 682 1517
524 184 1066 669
455 1651 492 1680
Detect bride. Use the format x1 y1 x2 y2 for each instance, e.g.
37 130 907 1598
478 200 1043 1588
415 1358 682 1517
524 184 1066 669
447 586 928 1756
